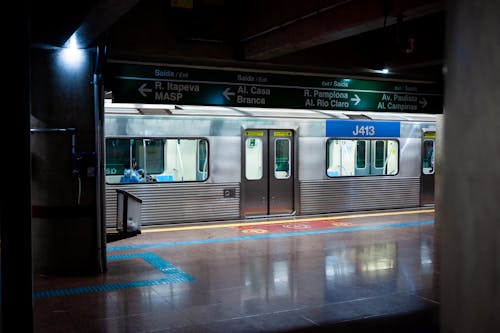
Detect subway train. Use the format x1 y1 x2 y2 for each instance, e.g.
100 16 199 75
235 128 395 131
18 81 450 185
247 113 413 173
104 103 437 230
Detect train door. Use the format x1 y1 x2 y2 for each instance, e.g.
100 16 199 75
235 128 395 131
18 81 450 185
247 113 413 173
421 131 435 205
242 129 294 217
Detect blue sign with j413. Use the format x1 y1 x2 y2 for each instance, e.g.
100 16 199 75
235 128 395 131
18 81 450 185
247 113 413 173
326 120 400 138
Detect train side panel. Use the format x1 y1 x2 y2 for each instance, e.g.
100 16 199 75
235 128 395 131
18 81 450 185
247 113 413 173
104 114 435 228
105 182 241 227
297 121 425 215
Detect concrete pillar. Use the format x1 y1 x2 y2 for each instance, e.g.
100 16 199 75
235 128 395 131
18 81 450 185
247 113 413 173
1 2 33 332
439 1 500 332
30 48 106 274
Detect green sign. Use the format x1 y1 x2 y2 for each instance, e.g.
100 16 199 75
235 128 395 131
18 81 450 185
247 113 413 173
108 61 443 113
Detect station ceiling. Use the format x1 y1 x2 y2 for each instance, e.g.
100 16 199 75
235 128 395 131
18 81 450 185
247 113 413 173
31 0 445 81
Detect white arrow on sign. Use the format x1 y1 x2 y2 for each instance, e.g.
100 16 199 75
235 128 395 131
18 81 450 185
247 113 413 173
350 94 361 106
419 97 428 108
223 87 235 101
138 83 152 97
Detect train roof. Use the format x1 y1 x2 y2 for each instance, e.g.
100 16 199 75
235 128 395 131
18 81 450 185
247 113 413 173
104 100 438 122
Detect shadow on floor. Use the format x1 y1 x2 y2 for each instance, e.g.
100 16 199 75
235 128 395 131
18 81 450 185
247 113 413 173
282 308 439 333
106 230 141 242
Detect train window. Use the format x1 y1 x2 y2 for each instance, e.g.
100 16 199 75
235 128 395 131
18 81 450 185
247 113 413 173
327 139 399 177
356 141 366 168
422 139 435 175
386 140 399 175
374 141 386 168
105 137 209 183
246 138 263 180
274 139 290 179
163 138 208 182
198 140 208 174
105 138 131 176
142 139 164 174
327 140 355 176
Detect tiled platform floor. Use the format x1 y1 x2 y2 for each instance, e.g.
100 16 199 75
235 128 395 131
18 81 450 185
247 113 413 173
33 208 439 332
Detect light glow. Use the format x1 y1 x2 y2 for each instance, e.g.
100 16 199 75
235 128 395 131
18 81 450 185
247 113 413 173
60 35 84 68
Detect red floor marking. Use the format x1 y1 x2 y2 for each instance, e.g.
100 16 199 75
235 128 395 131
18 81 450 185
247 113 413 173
237 219 352 234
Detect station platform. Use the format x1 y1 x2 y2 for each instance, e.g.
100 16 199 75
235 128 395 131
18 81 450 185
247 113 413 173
33 207 439 332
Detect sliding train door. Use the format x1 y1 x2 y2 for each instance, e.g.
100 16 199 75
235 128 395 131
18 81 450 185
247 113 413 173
242 129 294 217
421 131 435 205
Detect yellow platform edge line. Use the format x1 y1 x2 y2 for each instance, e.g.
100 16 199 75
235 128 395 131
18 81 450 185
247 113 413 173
141 208 435 233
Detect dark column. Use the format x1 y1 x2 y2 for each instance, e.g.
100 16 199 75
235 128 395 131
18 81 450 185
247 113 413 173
1 1 33 332
30 47 105 274
439 0 500 332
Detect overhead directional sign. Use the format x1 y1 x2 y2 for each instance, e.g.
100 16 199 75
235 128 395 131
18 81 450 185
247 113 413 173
108 61 443 113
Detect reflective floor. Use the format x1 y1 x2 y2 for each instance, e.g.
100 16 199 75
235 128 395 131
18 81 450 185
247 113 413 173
33 208 439 332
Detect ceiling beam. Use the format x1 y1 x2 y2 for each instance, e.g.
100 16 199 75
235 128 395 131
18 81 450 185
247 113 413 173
66 0 141 48
243 0 443 60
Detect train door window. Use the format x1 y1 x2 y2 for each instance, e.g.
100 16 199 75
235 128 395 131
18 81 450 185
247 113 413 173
274 138 290 179
245 138 263 180
422 139 435 175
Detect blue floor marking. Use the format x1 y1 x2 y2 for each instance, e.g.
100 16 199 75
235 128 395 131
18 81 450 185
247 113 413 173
108 219 434 252
33 252 194 299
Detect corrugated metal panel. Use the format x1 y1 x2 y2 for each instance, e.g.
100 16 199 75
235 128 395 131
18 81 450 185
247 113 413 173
299 177 421 214
105 114 326 137
105 183 240 228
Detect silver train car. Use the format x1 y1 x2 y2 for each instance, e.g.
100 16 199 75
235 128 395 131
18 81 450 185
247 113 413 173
104 104 437 229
